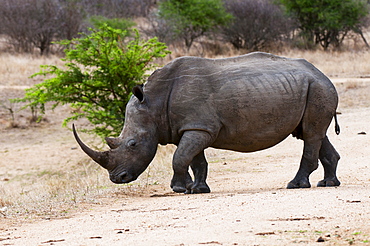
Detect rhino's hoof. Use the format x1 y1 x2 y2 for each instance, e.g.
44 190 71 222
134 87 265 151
287 180 311 189
191 185 211 194
317 178 340 187
172 186 187 193
171 179 193 193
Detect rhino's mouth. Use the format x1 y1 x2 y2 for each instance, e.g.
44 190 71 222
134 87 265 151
109 171 137 184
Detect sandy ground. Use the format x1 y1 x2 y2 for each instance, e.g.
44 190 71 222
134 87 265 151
0 79 370 245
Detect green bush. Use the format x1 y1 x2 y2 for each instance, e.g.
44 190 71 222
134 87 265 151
158 0 232 50
17 24 170 137
89 16 136 32
279 0 368 49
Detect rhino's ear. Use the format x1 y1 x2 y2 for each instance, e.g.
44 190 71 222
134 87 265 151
132 85 145 103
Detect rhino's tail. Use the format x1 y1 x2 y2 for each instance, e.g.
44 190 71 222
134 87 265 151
334 113 340 135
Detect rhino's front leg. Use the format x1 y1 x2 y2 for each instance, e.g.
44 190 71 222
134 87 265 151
171 130 213 193
189 151 210 193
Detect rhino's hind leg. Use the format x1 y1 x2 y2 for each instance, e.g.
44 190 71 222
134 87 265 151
171 131 213 193
188 151 210 194
287 138 322 189
288 80 339 189
317 136 341 187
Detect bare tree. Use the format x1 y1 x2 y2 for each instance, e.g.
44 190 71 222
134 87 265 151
222 0 294 51
0 0 83 55
80 0 155 18
0 0 156 55
57 1 85 41
0 0 35 53
29 0 62 55
142 11 179 45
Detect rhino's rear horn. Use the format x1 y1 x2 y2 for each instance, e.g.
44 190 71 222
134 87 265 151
72 124 110 169
105 137 122 149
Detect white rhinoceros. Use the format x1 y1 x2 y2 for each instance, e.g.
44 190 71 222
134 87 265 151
73 52 340 194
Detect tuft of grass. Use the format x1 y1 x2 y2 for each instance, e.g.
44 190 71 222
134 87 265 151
345 81 362 90
0 145 174 221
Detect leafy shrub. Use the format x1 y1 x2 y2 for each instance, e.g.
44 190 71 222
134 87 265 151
158 0 232 50
279 0 369 50
89 16 136 32
17 25 170 137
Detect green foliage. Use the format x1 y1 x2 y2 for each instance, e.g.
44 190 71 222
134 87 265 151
158 0 232 50
89 16 136 32
279 0 368 49
17 25 170 137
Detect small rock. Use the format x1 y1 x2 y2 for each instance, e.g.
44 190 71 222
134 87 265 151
0 207 7 215
358 131 366 135
346 200 361 203
317 236 325 242
89 236 102 239
255 232 275 235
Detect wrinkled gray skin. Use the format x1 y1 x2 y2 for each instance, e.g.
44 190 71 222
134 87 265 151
73 52 341 194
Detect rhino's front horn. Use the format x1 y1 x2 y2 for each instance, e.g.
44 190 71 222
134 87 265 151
72 124 110 169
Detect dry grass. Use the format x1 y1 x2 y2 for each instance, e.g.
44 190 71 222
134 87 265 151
278 49 370 78
1 161 109 218
0 143 174 221
168 41 370 78
1 46 370 87
0 53 62 87
0 48 369 223
335 80 370 109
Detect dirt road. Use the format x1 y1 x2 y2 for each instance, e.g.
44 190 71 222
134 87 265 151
1 80 370 245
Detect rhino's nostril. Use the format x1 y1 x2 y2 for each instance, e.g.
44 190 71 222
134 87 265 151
119 171 128 182
109 173 117 183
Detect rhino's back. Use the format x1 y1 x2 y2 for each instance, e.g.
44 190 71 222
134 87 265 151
150 53 333 151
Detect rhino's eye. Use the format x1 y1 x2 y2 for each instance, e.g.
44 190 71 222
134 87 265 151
127 139 137 147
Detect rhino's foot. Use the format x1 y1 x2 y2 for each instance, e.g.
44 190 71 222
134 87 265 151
187 183 211 194
171 173 194 193
171 181 194 193
172 186 188 193
171 182 194 193
317 178 340 187
172 182 210 194
287 179 311 189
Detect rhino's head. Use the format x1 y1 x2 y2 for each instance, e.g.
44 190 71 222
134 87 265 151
73 85 158 184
